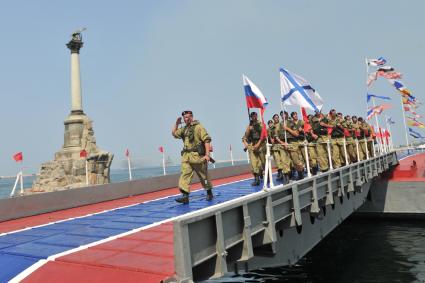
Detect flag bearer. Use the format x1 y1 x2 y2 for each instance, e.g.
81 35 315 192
243 112 266 186
311 111 330 172
172 110 214 204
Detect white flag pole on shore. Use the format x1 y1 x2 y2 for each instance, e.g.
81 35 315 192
125 149 132 180
230 144 234 166
80 150 89 186
19 162 24 195
159 146 166 175
10 152 24 196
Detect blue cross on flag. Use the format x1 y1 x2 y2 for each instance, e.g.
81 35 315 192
280 68 323 112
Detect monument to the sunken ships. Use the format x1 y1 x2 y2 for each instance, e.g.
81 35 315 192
32 30 113 192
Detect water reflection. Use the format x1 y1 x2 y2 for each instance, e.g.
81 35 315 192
206 218 425 283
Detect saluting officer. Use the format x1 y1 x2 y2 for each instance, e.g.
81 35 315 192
172 110 214 204
243 112 266 186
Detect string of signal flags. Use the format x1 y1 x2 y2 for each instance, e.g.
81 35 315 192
366 56 425 144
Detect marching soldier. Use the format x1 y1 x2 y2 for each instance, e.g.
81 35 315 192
276 112 305 180
357 117 370 159
352 116 364 161
172 110 214 204
305 114 319 175
362 119 376 157
243 112 266 186
311 111 330 172
268 116 284 181
328 109 345 168
272 114 291 183
342 115 357 163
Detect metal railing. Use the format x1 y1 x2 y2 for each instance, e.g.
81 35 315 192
172 151 398 282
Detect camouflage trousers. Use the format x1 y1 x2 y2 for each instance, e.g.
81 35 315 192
179 152 213 194
287 142 304 172
331 137 348 168
271 145 291 174
359 138 371 160
345 138 357 163
368 140 375 157
316 136 330 171
248 144 266 174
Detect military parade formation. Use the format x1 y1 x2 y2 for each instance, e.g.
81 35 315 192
171 108 378 204
244 109 376 186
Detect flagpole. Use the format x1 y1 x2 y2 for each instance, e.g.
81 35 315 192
400 96 410 147
127 156 132 180
85 159 89 186
281 102 288 143
230 145 234 166
20 160 24 194
371 98 383 154
162 151 166 175
385 116 394 150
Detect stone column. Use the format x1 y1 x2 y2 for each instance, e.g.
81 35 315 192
31 31 114 193
66 37 84 115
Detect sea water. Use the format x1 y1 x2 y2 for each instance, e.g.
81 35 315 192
0 161 246 199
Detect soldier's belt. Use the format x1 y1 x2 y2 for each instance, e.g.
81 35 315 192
181 147 199 155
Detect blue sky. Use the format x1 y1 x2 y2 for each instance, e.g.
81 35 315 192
0 0 424 175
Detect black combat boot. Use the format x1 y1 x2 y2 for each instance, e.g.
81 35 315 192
311 166 318 176
276 169 283 181
206 189 214 201
251 174 260 186
175 192 189 204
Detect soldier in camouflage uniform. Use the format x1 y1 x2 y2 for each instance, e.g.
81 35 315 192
342 115 357 163
272 114 291 183
172 110 213 204
357 117 370 159
305 114 319 175
351 116 364 161
243 112 266 186
311 111 331 172
362 119 375 157
276 112 305 180
328 109 345 168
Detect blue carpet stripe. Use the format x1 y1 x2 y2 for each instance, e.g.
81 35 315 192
0 176 263 280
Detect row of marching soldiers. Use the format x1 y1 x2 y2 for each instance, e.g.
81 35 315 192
242 109 375 186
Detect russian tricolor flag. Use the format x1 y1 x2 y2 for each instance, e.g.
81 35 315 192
243 74 268 109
